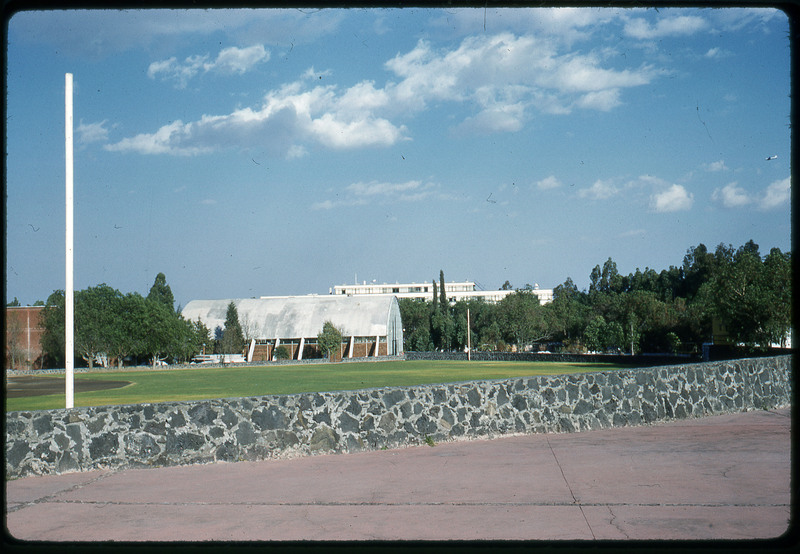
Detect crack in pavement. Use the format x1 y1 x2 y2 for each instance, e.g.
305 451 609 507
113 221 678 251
546 435 596 539
607 506 630 539
16 499 791 507
5 471 117 513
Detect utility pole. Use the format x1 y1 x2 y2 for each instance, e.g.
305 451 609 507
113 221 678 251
65 73 74 409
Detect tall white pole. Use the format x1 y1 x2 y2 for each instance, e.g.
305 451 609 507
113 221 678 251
65 73 74 409
467 308 471 361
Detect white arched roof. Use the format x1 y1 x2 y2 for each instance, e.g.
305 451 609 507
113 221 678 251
181 295 402 340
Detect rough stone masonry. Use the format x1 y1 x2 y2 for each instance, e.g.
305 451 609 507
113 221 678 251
5 356 792 479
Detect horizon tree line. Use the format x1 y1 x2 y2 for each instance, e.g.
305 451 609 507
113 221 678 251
400 240 792 355
24 239 793 368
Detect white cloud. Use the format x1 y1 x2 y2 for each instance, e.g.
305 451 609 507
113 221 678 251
709 178 790 211
148 55 208 88
10 10 345 59
535 175 562 190
431 7 616 46
574 88 621 111
704 47 730 59
76 119 109 144
148 45 270 88
651 184 693 212
313 180 436 210
385 31 660 126
618 228 647 238
578 179 619 200
704 160 728 172
346 180 424 197
106 120 213 156
624 15 707 39
759 177 790 210
112 29 663 156
209 44 270 74
106 76 408 157
712 182 751 208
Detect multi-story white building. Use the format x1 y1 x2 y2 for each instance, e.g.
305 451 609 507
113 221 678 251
329 280 553 305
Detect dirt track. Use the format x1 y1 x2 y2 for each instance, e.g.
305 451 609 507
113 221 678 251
5 375 130 398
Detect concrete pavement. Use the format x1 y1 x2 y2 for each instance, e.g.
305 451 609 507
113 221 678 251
5 407 793 542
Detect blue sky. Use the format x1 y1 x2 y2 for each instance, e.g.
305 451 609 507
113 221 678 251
5 7 791 308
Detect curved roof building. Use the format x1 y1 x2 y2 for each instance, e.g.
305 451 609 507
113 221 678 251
182 295 403 361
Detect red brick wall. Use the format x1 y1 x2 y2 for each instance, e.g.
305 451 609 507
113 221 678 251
5 306 45 369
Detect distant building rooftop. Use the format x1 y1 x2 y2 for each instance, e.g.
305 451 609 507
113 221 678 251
329 280 553 304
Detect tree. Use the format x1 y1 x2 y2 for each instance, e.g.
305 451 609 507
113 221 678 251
74 284 124 368
703 243 791 348
219 301 246 355
430 307 455 350
544 277 590 344
497 289 548 350
6 313 25 368
41 290 66 368
147 272 175 313
191 317 211 356
105 292 146 368
398 298 433 351
761 248 792 346
7 297 20 307
317 320 343 360
138 297 182 367
274 345 290 360
583 316 605 352
430 273 455 350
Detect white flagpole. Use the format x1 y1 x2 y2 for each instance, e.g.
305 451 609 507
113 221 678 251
65 73 74 409
467 308 471 361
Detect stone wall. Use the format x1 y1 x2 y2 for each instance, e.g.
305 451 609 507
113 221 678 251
405 350 698 366
5 356 792 479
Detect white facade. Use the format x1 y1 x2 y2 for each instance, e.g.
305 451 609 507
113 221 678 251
183 295 403 360
330 281 553 305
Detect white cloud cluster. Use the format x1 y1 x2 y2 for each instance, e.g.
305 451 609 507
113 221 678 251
704 160 728 172
386 32 659 127
10 10 345 59
712 178 790 210
578 179 619 200
312 180 436 210
573 174 694 212
76 119 109 145
107 80 407 156
711 182 751 208
624 15 706 39
107 29 662 156
535 175 562 190
148 45 270 88
650 183 694 212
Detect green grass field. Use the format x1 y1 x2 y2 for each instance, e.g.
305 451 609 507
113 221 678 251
5 360 633 412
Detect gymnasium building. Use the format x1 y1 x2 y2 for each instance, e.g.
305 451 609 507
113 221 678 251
181 295 403 362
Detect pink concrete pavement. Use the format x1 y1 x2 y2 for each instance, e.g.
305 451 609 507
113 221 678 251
5 408 794 542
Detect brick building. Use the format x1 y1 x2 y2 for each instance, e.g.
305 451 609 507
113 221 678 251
5 306 45 370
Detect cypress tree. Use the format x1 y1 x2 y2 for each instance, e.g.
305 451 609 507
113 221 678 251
147 272 175 313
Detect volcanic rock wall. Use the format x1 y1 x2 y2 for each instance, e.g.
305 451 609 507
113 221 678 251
5 356 791 478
